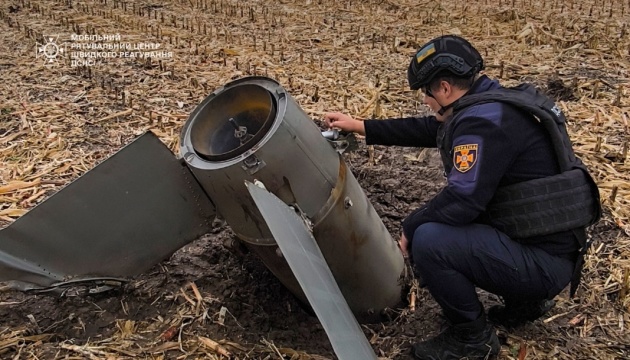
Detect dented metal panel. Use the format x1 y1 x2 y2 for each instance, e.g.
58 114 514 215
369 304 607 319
246 182 378 360
0 132 215 291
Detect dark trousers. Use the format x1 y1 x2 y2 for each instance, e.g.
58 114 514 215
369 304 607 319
411 222 574 324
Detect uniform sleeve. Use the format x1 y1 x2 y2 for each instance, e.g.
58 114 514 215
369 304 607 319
401 114 517 240
364 116 440 147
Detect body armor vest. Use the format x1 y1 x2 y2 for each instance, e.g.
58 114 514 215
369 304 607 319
439 84 601 240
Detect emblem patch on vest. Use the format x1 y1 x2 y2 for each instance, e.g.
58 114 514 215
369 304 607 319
453 144 478 173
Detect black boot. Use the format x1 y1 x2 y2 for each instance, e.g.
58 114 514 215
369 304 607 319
487 298 555 328
411 314 500 360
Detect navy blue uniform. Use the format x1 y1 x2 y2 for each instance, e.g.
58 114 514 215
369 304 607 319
364 75 579 323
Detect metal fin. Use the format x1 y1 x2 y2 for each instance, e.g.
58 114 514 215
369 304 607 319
0 132 215 291
246 181 377 360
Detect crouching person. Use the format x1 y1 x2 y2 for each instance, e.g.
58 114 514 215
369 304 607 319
325 35 600 359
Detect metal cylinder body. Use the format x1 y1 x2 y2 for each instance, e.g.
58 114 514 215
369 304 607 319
180 77 403 322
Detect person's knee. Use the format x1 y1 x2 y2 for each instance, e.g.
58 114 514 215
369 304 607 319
411 222 445 263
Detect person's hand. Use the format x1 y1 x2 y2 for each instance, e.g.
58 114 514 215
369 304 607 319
398 233 410 259
324 112 366 136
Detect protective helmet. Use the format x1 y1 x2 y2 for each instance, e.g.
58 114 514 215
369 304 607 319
407 35 484 90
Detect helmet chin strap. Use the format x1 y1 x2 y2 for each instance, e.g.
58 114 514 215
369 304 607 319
431 74 479 116
436 81 476 116
439 76 479 115
437 102 454 116
433 94 456 116
428 83 455 116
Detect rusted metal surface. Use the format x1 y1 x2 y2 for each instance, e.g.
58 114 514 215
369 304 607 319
180 77 404 322
312 161 404 322
247 181 378 360
0 132 216 292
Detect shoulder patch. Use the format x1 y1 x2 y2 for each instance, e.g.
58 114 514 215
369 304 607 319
453 144 478 173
